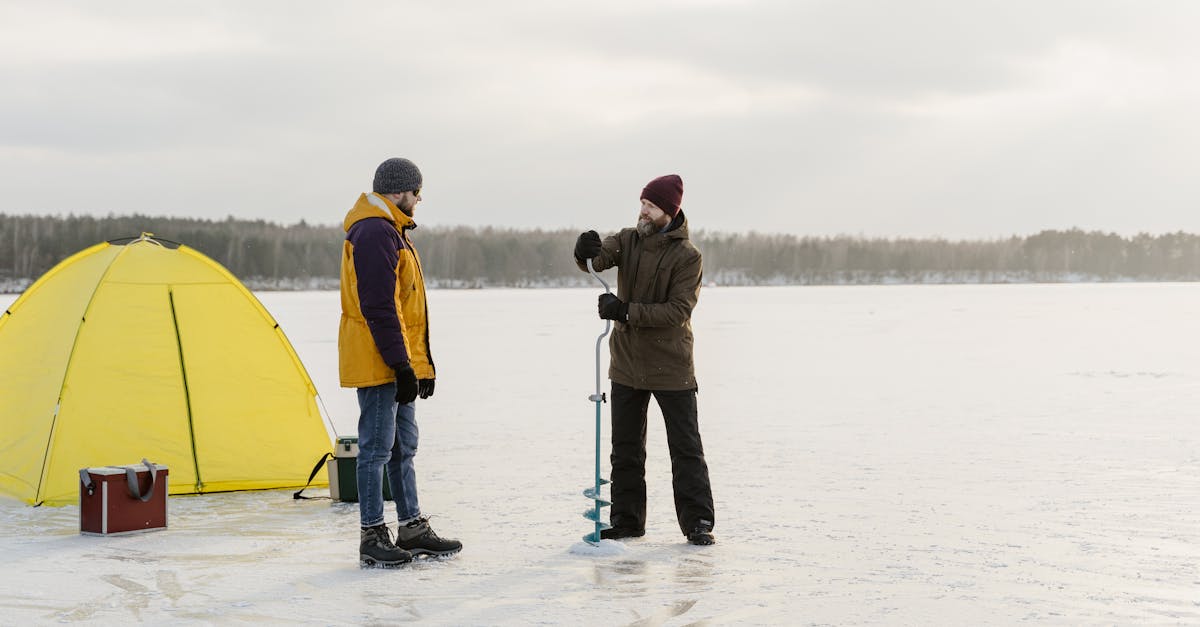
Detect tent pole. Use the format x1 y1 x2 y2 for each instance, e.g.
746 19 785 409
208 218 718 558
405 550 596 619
168 289 203 493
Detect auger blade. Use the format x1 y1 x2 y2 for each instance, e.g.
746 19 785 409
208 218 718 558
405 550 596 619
582 509 613 524
582 487 610 501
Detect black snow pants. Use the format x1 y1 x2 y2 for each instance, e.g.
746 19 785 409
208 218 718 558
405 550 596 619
609 381 715 536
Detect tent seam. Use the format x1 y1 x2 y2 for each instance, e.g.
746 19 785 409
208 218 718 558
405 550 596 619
34 243 125 504
168 288 204 493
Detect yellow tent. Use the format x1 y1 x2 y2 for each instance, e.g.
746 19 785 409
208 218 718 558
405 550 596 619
0 234 333 505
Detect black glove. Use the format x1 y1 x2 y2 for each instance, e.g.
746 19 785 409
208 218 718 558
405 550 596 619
417 378 435 399
598 293 628 321
575 230 601 262
393 364 418 404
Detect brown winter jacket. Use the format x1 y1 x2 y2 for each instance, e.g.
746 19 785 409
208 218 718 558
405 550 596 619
576 214 702 391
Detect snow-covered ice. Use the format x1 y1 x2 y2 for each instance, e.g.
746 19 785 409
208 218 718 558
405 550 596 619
568 540 628 557
2 283 1200 624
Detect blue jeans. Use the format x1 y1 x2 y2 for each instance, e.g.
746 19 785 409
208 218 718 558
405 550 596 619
356 383 420 527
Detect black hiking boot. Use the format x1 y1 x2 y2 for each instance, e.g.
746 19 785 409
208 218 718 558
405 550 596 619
360 524 413 567
686 526 715 546
600 526 645 540
395 517 462 557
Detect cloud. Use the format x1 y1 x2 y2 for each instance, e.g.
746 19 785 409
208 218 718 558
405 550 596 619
1 0 1198 237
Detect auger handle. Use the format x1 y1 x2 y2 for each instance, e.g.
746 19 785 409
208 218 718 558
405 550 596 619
586 258 611 402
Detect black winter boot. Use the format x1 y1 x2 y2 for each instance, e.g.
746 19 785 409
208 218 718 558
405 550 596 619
600 526 645 540
395 517 463 557
686 526 715 546
360 524 413 567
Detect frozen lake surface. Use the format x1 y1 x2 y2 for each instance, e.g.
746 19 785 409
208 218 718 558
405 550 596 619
2 283 1200 624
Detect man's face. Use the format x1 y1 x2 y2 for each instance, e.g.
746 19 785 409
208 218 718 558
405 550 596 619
387 189 422 217
636 199 669 236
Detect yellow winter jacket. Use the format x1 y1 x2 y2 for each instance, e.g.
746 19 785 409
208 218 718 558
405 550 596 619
338 192 435 387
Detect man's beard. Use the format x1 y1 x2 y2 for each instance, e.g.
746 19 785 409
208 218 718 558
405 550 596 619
636 218 657 237
397 197 415 217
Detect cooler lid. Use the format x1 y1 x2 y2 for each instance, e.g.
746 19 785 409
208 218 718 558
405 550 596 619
83 463 169 476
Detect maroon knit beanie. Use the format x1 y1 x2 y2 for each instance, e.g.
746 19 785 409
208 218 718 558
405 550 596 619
640 174 683 217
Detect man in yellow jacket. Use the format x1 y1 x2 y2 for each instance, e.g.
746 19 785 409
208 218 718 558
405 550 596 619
339 157 461 567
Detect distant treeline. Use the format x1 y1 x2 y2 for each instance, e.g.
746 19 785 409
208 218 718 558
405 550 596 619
3 213 1200 292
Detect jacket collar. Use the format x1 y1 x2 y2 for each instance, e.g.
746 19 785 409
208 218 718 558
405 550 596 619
638 211 689 250
343 192 417 232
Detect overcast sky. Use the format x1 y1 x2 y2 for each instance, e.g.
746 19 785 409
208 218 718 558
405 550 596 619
2 1 1197 238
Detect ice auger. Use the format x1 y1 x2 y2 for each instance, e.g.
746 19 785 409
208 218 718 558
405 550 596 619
582 258 612 545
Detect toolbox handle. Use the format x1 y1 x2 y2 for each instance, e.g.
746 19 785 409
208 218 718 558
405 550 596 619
124 459 158 502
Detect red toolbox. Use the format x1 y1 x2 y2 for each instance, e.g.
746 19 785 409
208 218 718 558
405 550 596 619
80 460 169 535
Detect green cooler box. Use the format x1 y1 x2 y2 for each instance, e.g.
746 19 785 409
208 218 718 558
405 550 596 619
327 436 391 502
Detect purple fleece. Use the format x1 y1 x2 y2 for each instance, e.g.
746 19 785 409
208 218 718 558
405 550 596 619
347 217 410 369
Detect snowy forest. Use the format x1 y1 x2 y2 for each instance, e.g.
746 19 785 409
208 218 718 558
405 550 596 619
4 213 1200 292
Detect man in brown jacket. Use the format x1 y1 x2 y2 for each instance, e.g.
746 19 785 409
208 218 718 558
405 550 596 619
574 174 716 546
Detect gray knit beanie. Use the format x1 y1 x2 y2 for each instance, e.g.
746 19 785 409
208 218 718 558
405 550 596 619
372 158 423 194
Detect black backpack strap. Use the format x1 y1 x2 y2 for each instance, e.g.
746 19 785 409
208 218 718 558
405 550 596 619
293 452 333 500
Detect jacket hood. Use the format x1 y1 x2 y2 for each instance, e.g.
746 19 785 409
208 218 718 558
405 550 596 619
640 211 689 249
343 193 415 232
666 211 688 239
